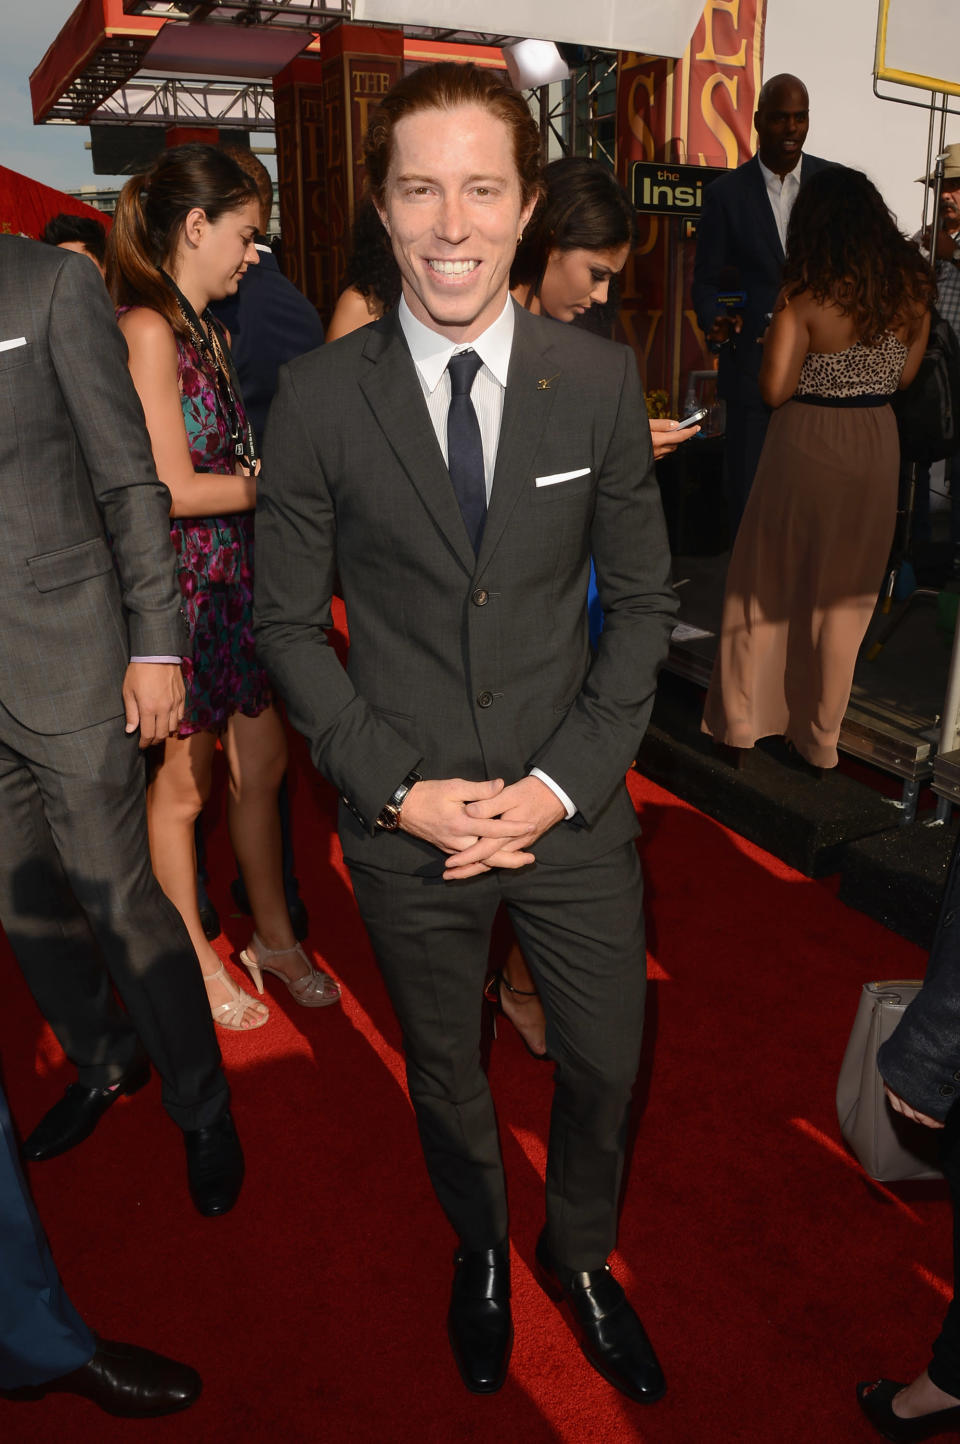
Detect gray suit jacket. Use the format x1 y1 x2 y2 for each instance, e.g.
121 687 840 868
254 302 678 875
0 237 186 735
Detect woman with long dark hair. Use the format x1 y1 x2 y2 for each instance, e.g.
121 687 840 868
108 144 339 1032
702 165 932 769
511 155 636 325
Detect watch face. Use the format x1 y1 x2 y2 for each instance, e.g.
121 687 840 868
376 804 401 831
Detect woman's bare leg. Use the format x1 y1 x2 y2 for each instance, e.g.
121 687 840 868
222 707 306 983
147 730 267 1028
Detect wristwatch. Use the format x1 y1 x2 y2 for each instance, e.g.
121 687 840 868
375 770 422 831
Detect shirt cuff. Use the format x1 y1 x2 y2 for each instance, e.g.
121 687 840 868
529 768 576 820
130 656 182 664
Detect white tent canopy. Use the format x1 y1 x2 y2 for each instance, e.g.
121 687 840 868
352 0 706 60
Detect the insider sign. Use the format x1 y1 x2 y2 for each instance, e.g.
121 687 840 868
631 161 727 217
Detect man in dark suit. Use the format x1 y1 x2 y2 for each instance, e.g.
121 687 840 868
693 73 830 536
0 236 242 1216
255 64 677 1403
0 1073 201 1415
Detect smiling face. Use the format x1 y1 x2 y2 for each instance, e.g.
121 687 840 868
174 197 261 308
376 102 538 343
537 242 631 323
755 80 809 178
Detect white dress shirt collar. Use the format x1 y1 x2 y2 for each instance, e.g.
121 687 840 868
757 153 803 191
398 293 514 393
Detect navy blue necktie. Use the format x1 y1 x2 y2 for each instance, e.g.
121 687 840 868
446 349 486 552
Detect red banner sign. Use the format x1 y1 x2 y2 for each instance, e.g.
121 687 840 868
616 0 767 408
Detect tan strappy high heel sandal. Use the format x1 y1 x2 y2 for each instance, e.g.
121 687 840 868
203 961 270 1031
239 934 341 1008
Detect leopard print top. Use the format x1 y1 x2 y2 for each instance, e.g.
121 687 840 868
795 330 908 399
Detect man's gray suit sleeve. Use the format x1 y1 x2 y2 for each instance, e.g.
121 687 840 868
529 348 678 823
254 365 422 827
47 253 186 659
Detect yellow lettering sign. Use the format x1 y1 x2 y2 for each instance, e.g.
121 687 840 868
699 73 740 169
696 0 747 68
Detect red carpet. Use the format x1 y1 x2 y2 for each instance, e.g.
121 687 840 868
0 749 952 1443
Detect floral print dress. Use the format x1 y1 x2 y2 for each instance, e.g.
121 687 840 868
172 328 271 736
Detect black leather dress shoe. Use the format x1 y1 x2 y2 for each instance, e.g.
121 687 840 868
183 1111 244 1216
857 1379 960 1441
198 898 222 942
534 1232 666 1404
447 1243 513 1393
3 1339 201 1418
22 1059 151 1163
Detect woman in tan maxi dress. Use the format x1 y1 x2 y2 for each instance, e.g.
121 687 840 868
702 167 932 769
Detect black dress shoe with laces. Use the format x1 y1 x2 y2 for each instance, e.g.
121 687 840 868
447 1243 513 1393
534 1231 666 1404
2 1339 201 1418
22 1058 151 1163
183 1111 244 1216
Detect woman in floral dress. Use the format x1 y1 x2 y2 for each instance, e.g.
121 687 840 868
108 145 339 1030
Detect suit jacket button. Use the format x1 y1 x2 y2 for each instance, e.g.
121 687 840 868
940 1084 956 1097
476 690 493 708
472 588 489 606
954 1071 960 1082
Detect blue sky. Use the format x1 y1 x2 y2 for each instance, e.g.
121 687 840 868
2 2 128 191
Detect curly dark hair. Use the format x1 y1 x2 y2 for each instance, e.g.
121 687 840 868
781 165 933 339
511 156 638 299
341 196 402 315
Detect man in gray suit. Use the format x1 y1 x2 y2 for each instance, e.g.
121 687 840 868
255 64 677 1400
0 235 242 1216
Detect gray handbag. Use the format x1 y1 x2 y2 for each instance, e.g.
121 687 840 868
836 980 943 1182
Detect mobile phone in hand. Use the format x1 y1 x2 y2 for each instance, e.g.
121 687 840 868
675 407 707 429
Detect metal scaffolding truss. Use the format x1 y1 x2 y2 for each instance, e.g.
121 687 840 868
121 0 349 27
93 73 274 126
527 52 619 167
42 3 611 133
43 37 154 124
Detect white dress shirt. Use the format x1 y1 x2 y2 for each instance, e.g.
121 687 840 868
758 154 803 253
397 294 577 820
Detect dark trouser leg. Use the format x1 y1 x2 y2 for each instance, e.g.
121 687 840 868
723 399 770 542
0 707 229 1131
347 861 507 1248
502 843 647 1272
0 1079 94 1388
0 740 139 1089
928 1104 960 1395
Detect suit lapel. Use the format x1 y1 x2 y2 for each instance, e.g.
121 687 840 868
358 313 477 575
476 305 559 571
745 155 784 267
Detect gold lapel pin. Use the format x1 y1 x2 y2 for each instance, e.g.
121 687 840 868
537 373 560 391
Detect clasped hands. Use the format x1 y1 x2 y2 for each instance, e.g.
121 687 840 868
399 775 566 881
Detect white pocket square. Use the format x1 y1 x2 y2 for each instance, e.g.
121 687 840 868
535 467 590 488
0 337 27 353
